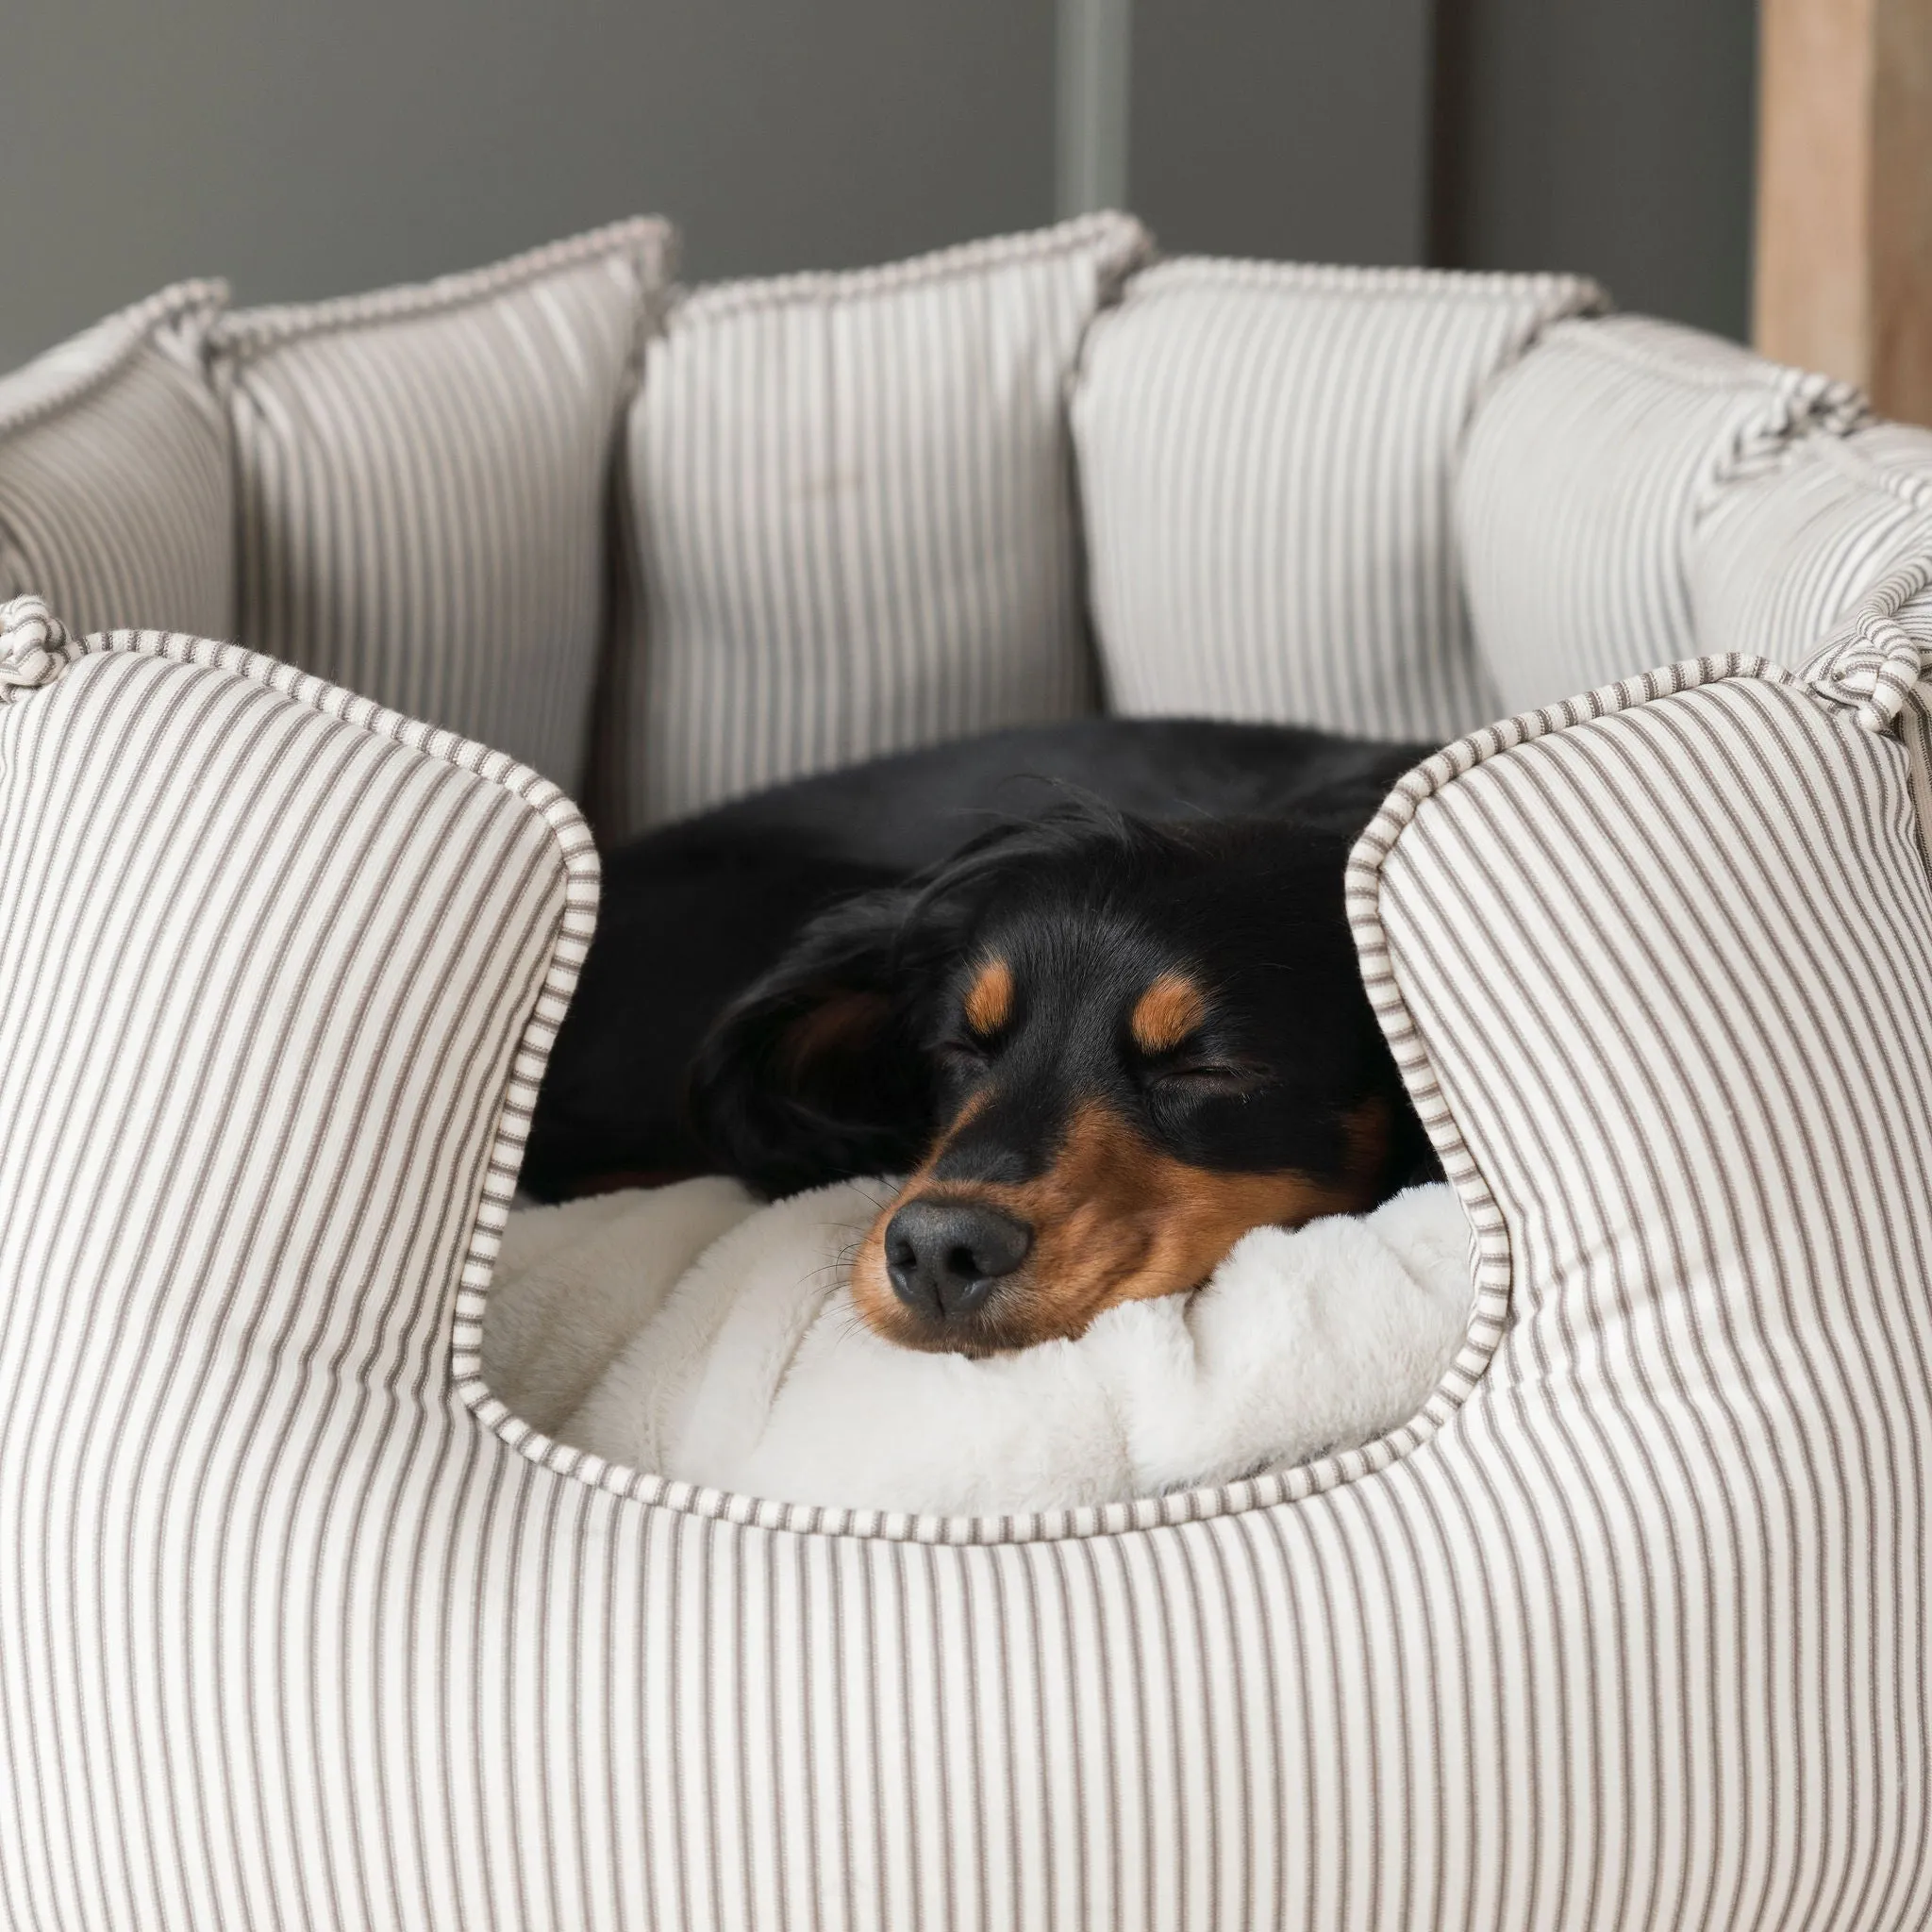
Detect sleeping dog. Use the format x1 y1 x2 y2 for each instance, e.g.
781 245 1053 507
523 718 1441 1354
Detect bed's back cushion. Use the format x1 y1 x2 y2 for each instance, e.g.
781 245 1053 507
212 219 674 793
599 213 1151 836
1457 314 1866 711
0 282 233 640
1069 259 1601 745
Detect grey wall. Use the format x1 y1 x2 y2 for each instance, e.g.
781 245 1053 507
0 0 1057 368
1431 0 1758 338
1122 0 1757 340
1128 0 1433 269
0 0 1757 372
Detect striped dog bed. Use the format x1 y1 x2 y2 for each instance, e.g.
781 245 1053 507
3 219 1931 1929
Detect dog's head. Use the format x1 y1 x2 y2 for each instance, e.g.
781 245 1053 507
689 804 1431 1353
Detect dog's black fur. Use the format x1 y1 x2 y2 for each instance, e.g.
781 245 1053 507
523 718 1436 1235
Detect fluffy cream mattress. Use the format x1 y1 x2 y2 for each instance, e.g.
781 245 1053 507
483 1177 1472 1515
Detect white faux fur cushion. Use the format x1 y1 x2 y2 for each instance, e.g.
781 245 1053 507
484 1177 1473 1515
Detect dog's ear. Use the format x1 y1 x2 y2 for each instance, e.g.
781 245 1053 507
686 885 941 1199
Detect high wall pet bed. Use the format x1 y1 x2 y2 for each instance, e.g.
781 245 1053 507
4 213 1932 1929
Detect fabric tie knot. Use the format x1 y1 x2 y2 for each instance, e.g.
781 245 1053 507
1801 556 1932 735
0 595 74 702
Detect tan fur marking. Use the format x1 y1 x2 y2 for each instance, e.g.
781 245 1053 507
851 1094 1394 1355
1129 972 1208 1055
962 957 1015 1037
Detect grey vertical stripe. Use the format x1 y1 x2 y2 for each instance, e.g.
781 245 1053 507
1457 313 1868 713
1070 258 1604 743
0 282 233 641
213 219 675 794
602 213 1150 834
7 592 1927 1924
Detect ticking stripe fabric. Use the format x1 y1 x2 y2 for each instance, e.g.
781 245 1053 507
1070 258 1603 744
1695 419 1932 667
213 218 675 793
601 214 1151 835
1797 551 1932 871
7 592 1930 1927
1350 658 1932 1930
1457 313 1867 712
0 282 233 639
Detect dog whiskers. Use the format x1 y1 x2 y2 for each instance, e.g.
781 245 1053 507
792 1230 873 1302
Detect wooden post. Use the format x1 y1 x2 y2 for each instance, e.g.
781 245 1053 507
1755 0 1932 424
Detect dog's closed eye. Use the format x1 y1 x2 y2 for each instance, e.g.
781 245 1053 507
1145 1059 1273 1096
935 1033 994 1076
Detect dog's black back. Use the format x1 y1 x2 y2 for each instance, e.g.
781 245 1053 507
522 718 1431 1202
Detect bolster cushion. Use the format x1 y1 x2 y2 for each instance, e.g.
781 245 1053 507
600 213 1151 834
1693 419 1932 668
212 218 675 792
0 282 233 640
1457 312 1865 709
1072 258 1603 743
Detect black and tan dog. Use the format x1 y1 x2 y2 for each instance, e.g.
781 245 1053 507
524 719 1439 1354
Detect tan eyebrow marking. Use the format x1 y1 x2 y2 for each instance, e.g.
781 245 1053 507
962 957 1015 1037
1130 971 1208 1055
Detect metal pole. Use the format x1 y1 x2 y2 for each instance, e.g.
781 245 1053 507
1057 0 1134 216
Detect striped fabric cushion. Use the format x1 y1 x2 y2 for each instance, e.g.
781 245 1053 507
1458 313 1866 712
213 218 675 793
1695 420 1932 666
1070 258 1603 744
8 589 1927 1925
0 282 233 639
1347 657 1932 1927
1797 551 1932 862
600 213 1151 834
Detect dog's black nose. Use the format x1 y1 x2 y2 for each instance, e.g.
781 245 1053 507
883 1198 1032 1321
